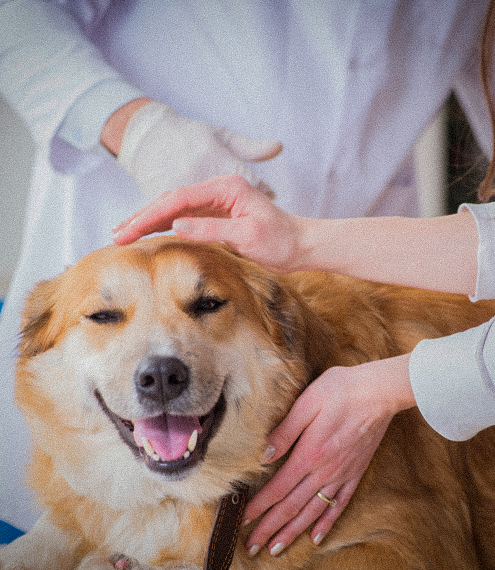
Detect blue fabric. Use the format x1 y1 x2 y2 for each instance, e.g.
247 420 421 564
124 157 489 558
0 520 24 544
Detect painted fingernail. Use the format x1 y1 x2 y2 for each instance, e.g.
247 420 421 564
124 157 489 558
264 445 276 461
269 542 285 556
313 532 325 546
247 544 260 558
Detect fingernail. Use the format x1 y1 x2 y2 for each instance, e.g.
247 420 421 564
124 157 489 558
172 219 193 233
269 542 285 557
242 518 252 527
313 532 325 546
112 229 124 242
264 445 276 461
247 544 260 558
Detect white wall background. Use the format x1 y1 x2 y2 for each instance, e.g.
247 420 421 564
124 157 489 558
0 96 34 298
0 97 446 299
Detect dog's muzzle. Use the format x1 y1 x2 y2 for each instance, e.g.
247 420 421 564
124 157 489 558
95 355 226 479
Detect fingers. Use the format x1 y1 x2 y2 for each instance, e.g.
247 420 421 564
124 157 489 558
113 175 252 245
241 368 393 558
244 451 316 529
244 475 334 556
266 486 345 554
244 470 359 557
112 198 175 245
243 439 339 553
243 395 319 524
246 486 331 558
243 430 335 554
310 478 359 544
172 217 242 245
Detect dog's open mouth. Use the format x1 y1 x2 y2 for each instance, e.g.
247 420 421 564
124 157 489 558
95 391 226 477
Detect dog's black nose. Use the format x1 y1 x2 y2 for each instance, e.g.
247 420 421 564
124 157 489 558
134 356 190 406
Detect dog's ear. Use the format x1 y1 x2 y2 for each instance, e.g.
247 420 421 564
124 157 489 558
245 269 301 352
18 276 62 358
242 266 336 381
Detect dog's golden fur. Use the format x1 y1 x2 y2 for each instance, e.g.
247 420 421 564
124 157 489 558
1 236 495 569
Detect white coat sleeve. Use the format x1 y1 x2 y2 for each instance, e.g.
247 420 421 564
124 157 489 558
459 202 495 301
0 0 143 150
409 201 495 440
410 317 495 441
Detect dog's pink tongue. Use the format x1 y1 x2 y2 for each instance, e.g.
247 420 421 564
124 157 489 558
133 414 202 461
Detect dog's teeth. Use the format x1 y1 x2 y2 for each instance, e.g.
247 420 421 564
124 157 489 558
188 430 198 453
142 433 197 462
141 437 156 457
142 437 161 461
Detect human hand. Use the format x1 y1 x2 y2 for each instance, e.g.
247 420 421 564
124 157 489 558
113 174 307 273
243 354 415 557
113 101 282 201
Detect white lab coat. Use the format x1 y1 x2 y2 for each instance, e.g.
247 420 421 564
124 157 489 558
0 0 490 530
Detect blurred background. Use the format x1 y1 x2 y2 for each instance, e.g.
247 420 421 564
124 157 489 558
0 96 34 302
0 93 488 302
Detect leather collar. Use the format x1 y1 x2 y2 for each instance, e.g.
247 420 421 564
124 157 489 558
203 483 250 570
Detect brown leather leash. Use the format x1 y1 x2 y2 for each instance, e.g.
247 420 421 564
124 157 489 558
203 483 250 570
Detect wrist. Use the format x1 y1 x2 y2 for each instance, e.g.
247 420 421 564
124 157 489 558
291 217 349 273
379 353 416 416
349 355 416 419
100 97 152 155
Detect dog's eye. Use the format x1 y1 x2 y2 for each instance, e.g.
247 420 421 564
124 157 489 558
189 296 226 317
86 310 123 324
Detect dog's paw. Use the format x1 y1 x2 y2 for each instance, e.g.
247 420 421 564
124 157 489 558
107 556 199 570
76 552 151 570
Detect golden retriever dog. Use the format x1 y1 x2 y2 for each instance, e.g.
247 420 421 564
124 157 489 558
1 236 495 570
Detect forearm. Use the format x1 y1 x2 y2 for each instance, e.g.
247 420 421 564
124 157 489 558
294 210 478 295
112 175 478 295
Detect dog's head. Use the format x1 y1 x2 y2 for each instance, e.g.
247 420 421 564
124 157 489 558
16 237 335 509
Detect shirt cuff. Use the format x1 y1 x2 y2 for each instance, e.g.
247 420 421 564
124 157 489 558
57 79 144 151
409 317 495 441
458 202 495 301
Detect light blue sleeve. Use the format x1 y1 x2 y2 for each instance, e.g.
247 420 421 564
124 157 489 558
459 202 495 301
410 317 495 440
0 0 142 149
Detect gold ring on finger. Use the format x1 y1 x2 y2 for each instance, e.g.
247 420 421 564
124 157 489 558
316 491 337 506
